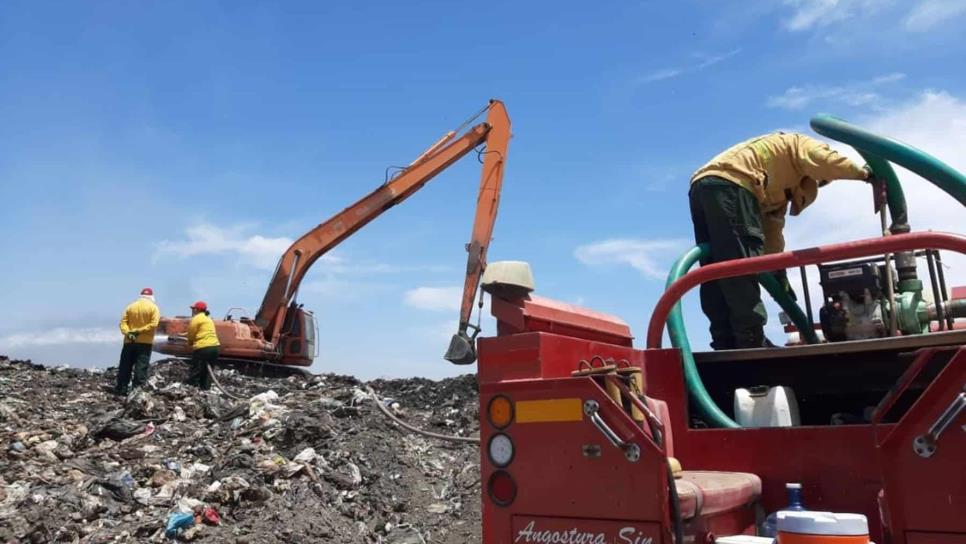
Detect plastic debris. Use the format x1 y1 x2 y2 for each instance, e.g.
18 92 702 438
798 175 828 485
92 417 145 441
0 355 482 542
164 511 195 538
202 506 221 526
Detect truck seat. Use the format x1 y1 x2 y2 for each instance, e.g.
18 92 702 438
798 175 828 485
675 471 762 519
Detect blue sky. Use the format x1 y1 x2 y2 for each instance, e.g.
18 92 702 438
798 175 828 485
2 1 965 378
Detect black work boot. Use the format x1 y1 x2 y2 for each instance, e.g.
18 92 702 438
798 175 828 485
735 330 777 349
710 337 737 351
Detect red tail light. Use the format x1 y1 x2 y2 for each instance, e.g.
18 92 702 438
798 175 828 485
488 470 517 506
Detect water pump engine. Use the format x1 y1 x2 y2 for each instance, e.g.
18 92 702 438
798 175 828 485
818 260 893 342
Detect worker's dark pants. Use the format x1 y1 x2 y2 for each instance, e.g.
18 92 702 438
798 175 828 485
187 346 219 390
689 176 768 350
116 342 151 394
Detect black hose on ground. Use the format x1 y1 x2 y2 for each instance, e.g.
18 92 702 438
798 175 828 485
206 364 245 401
201 362 476 444
365 386 480 445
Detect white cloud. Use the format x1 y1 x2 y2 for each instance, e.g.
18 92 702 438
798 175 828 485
574 239 689 279
872 73 907 85
767 73 905 111
301 277 392 300
0 327 118 348
401 285 494 344
410 320 463 344
781 0 891 31
780 0 964 34
154 223 414 277
641 68 683 83
403 286 463 312
155 223 291 270
694 49 742 69
639 48 740 84
904 0 966 31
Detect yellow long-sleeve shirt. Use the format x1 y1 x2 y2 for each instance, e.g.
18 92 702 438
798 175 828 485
119 297 160 345
691 132 868 253
187 312 220 350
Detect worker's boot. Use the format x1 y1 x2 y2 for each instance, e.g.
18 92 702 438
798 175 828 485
710 335 737 351
735 330 777 349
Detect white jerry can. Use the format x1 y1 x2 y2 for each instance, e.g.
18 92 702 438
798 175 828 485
734 386 801 427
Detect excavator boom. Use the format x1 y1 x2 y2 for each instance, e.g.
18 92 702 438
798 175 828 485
257 100 511 346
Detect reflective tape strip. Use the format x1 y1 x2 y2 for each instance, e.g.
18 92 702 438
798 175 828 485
515 398 583 423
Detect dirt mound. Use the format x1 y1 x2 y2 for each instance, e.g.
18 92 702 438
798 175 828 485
0 355 481 543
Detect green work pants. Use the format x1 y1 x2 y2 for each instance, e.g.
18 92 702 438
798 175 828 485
689 176 768 349
187 346 219 390
116 342 151 394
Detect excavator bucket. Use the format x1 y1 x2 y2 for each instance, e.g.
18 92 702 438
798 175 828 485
444 332 477 365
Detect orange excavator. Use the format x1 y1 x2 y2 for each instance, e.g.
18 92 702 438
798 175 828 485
153 100 511 369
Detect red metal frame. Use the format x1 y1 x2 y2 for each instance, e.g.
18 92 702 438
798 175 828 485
479 377 673 544
874 349 966 539
478 231 966 544
646 231 966 348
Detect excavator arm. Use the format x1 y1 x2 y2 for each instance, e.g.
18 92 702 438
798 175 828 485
255 100 512 350
444 102 511 365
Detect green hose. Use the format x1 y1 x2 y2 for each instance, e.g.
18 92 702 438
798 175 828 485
758 273 821 345
811 114 966 218
665 245 740 428
665 244 819 428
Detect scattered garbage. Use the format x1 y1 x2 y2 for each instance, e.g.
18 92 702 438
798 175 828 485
92 417 146 441
202 505 221 526
0 355 482 542
164 511 195 538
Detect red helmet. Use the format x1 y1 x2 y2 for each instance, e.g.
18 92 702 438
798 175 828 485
190 301 208 311
140 287 154 296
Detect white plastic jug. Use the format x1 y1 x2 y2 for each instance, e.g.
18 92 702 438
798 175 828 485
734 386 801 427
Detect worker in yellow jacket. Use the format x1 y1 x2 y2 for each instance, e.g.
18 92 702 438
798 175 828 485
186 300 220 390
689 132 873 349
116 287 160 395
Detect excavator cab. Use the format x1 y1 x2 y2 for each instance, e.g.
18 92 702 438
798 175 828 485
278 303 317 367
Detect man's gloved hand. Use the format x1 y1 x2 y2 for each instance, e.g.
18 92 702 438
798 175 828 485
126 331 139 342
863 165 888 213
773 269 797 302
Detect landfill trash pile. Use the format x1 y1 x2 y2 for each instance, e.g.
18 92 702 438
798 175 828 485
0 355 481 543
